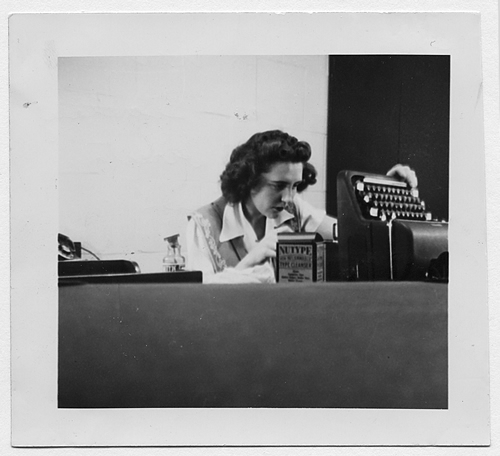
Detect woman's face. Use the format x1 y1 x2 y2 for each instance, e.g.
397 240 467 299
248 162 304 219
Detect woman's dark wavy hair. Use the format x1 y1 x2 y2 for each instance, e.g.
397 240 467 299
220 130 317 204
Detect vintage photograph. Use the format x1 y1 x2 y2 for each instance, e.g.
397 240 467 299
57 54 449 410
9 11 490 447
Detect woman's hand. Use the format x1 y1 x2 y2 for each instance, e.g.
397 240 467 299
386 164 418 189
236 226 290 270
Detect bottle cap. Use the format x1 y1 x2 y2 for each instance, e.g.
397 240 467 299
164 234 180 244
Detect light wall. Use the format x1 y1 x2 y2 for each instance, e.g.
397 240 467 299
59 56 329 272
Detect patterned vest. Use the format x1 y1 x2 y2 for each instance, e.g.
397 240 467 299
189 196 301 273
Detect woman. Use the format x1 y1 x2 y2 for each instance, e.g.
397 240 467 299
186 130 417 282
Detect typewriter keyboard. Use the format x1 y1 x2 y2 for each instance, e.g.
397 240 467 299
353 176 432 222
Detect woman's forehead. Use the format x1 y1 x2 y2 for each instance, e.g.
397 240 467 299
263 162 304 180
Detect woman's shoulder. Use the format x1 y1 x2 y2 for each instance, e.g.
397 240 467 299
189 197 230 234
192 196 228 217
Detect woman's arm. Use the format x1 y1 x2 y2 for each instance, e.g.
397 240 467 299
315 214 337 241
294 195 336 240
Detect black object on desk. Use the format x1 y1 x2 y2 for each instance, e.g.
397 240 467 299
59 259 140 277
58 259 202 285
59 270 202 285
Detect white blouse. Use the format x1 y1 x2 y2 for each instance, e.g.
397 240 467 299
186 195 326 283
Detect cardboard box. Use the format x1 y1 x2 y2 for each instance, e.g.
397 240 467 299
276 232 325 283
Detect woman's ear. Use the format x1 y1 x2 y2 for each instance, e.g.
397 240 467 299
298 162 317 192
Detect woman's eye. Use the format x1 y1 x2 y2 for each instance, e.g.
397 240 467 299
269 182 300 191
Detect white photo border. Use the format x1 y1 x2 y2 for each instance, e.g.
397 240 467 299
9 11 490 447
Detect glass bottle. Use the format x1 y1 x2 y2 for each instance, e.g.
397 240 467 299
163 234 185 272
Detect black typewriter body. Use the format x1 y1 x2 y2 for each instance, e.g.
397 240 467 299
337 170 448 281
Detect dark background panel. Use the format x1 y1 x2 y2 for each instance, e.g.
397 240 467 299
326 55 450 221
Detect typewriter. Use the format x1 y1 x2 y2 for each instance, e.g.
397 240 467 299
337 170 448 281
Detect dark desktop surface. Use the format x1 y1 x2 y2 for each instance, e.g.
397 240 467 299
58 281 447 409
